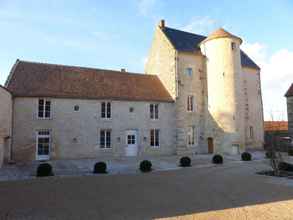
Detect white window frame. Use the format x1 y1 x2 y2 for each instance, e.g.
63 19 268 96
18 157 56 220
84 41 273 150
187 95 194 112
37 98 52 119
249 126 254 139
36 130 51 160
150 103 159 120
101 102 111 119
100 129 112 149
150 129 160 148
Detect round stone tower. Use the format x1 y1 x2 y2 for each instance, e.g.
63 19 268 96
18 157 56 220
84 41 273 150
200 28 245 154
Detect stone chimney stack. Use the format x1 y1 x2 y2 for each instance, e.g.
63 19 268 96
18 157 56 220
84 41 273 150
121 68 126 72
158 19 165 29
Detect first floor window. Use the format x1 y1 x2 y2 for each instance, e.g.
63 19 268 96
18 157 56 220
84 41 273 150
185 67 193 76
36 130 50 157
150 129 160 147
187 95 194 112
150 104 159 119
100 130 111 148
38 99 51 119
249 126 254 139
187 126 196 146
101 102 111 118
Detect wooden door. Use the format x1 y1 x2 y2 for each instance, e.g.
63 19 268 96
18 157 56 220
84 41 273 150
207 138 214 154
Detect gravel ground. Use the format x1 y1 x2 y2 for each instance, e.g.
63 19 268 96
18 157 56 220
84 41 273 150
1 158 293 219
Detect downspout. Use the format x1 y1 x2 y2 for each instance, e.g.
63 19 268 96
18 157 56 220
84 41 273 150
9 96 14 162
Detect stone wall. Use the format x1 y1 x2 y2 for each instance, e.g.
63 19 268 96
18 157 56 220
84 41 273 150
0 86 12 166
11 98 175 162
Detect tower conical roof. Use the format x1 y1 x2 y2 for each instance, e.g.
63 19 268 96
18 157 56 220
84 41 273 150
202 28 242 44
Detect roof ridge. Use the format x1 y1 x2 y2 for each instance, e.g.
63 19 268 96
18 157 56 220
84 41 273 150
17 59 149 77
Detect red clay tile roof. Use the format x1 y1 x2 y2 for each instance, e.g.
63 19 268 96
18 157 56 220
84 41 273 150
264 121 288 132
5 60 174 102
285 83 293 97
202 28 242 44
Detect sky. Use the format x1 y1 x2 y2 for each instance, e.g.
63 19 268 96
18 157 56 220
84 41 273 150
0 0 292 121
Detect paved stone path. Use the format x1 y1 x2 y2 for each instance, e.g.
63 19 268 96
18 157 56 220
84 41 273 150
1 158 293 219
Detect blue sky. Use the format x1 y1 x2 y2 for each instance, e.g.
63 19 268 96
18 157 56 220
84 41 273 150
0 0 292 120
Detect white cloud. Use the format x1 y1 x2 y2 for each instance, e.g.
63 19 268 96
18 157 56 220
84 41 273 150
137 0 157 16
241 43 293 121
181 16 219 35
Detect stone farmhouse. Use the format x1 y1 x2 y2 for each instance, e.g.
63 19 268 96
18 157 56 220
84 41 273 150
286 84 293 138
0 20 264 165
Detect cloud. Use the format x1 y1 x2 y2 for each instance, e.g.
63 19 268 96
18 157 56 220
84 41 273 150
181 16 219 35
241 43 293 121
137 0 157 16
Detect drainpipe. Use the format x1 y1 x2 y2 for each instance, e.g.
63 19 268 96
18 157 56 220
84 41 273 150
9 96 14 162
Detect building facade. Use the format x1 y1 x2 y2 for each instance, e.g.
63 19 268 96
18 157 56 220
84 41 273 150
2 20 264 163
286 84 293 138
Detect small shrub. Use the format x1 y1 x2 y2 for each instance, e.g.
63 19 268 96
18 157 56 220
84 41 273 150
266 151 276 159
180 156 191 167
288 149 293 156
241 152 252 161
140 160 152 172
212 154 223 164
278 162 293 172
36 163 54 177
93 162 107 174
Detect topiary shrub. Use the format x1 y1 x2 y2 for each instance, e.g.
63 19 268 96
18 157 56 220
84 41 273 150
288 149 293 156
93 162 107 174
241 152 252 161
36 163 54 177
140 160 152 173
278 162 293 172
179 156 191 167
212 154 223 164
266 151 276 159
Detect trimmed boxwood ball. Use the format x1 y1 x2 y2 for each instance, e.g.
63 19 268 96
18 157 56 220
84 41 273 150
140 160 152 172
36 163 54 177
241 152 252 161
288 149 293 156
180 156 191 167
212 154 223 164
93 162 107 174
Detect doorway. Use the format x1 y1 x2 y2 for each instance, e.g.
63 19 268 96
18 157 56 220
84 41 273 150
125 130 138 156
207 137 214 154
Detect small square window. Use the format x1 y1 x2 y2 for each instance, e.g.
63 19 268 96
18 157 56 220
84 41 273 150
231 42 236 50
129 107 134 112
74 105 79 111
185 68 193 76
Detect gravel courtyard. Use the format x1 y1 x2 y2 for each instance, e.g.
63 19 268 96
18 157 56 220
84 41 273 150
1 156 293 219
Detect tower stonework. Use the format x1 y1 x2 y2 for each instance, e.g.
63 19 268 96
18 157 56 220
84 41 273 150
200 29 245 154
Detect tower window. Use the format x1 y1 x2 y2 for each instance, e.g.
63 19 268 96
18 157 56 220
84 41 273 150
231 42 236 50
185 68 193 76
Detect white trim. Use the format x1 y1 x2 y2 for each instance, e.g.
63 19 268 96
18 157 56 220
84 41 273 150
37 98 52 120
150 129 160 148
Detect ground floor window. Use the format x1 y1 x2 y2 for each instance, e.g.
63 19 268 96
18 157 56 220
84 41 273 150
150 129 160 147
187 126 196 146
100 130 111 148
36 130 51 160
249 126 254 139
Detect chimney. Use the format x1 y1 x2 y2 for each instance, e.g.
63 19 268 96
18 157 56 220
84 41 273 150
121 68 126 72
158 19 165 29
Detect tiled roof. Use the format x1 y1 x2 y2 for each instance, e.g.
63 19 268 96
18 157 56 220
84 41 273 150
203 28 242 44
264 121 288 132
162 27 260 70
6 60 174 102
285 83 293 97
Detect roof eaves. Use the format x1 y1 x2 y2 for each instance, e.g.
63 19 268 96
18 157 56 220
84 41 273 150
5 59 21 87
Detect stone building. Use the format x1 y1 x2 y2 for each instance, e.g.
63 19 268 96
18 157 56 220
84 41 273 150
1 20 264 163
285 84 293 138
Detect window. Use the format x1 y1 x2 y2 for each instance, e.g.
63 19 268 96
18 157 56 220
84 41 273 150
74 105 79 111
231 42 236 50
187 95 194 112
150 129 160 147
101 102 111 118
127 135 136 144
185 67 193 76
129 107 134 113
249 126 254 139
36 130 50 158
100 130 111 148
150 104 159 119
38 99 51 119
187 126 196 146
